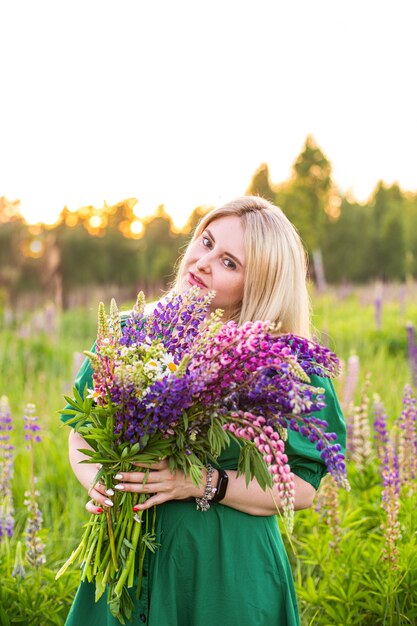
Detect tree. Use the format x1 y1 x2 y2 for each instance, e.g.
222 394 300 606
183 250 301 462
182 205 211 235
285 135 332 251
403 192 417 279
246 163 276 202
368 182 406 281
322 199 373 283
138 206 184 293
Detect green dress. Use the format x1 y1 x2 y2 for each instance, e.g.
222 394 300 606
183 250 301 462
60 351 346 626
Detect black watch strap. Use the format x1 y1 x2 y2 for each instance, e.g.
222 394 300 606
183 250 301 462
211 468 229 503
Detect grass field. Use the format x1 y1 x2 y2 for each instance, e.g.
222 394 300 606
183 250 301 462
1 283 416 625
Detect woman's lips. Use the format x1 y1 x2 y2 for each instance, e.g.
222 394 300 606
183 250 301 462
188 272 207 288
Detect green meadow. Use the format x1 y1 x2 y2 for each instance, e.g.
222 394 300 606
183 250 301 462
1 284 416 625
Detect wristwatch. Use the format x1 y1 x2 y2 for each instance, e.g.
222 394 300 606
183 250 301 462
211 468 229 503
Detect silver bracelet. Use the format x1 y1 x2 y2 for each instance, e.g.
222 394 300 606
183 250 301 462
195 465 217 512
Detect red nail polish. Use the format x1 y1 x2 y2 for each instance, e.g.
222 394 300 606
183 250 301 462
97 507 104 513
132 505 141 512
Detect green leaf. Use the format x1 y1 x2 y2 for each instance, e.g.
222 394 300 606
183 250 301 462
77 448 96 457
122 538 135 551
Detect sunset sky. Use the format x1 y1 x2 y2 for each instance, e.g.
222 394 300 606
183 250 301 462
1 0 416 229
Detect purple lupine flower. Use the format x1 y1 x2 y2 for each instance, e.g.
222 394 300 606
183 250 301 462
373 394 390 466
406 322 417 388
121 288 216 363
395 384 417 493
380 439 401 567
113 373 199 443
24 403 42 446
374 282 383 331
0 396 14 541
23 403 46 567
24 490 46 567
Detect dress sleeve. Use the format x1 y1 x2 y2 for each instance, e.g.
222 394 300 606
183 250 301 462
59 342 96 427
284 375 346 490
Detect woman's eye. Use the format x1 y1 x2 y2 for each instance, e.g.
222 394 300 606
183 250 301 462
202 236 212 248
223 258 236 270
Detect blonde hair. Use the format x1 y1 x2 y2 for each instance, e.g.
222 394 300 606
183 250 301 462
173 196 311 338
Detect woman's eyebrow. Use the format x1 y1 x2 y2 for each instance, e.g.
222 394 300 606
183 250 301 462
205 228 244 268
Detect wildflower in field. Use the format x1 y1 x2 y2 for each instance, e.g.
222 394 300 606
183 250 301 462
347 374 373 468
12 541 26 579
395 384 417 494
24 402 42 446
23 403 46 567
373 394 390 466
406 322 417 388
381 439 401 567
374 282 383 331
315 473 342 549
0 395 14 542
341 353 360 413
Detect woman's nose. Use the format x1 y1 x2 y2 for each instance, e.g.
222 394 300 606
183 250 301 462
196 253 212 273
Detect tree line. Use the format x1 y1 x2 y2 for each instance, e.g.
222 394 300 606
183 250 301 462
1 135 416 310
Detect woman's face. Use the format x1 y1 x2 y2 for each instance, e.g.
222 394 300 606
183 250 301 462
180 215 246 316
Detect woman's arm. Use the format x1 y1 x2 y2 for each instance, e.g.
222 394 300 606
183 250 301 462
69 430 115 512
70 431 316 516
215 470 315 515
106 458 315 516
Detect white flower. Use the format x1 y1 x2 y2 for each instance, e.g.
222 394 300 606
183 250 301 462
160 352 178 373
86 388 100 399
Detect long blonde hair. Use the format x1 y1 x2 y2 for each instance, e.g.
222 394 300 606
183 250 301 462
173 196 311 338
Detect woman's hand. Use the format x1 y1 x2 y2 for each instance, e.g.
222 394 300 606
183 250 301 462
85 475 116 515
70 430 316 517
69 430 116 515
113 459 206 511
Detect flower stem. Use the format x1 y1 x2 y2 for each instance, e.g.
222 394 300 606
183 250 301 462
83 533 99 582
113 511 142 598
93 517 106 576
55 540 85 579
106 508 118 572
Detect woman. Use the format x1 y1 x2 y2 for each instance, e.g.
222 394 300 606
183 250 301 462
61 196 346 626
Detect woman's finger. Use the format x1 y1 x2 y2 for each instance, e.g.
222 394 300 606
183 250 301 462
133 459 169 470
88 482 114 497
113 471 146 483
86 486 114 513
132 492 172 511
86 499 105 515
114 480 163 494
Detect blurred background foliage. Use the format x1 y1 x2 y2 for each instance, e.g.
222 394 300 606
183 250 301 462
1 134 417 313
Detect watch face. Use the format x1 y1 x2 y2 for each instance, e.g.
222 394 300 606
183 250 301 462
213 469 229 502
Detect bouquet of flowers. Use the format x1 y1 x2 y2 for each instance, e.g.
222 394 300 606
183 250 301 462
56 287 348 623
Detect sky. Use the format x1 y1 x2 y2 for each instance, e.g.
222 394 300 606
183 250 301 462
1 0 416 229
